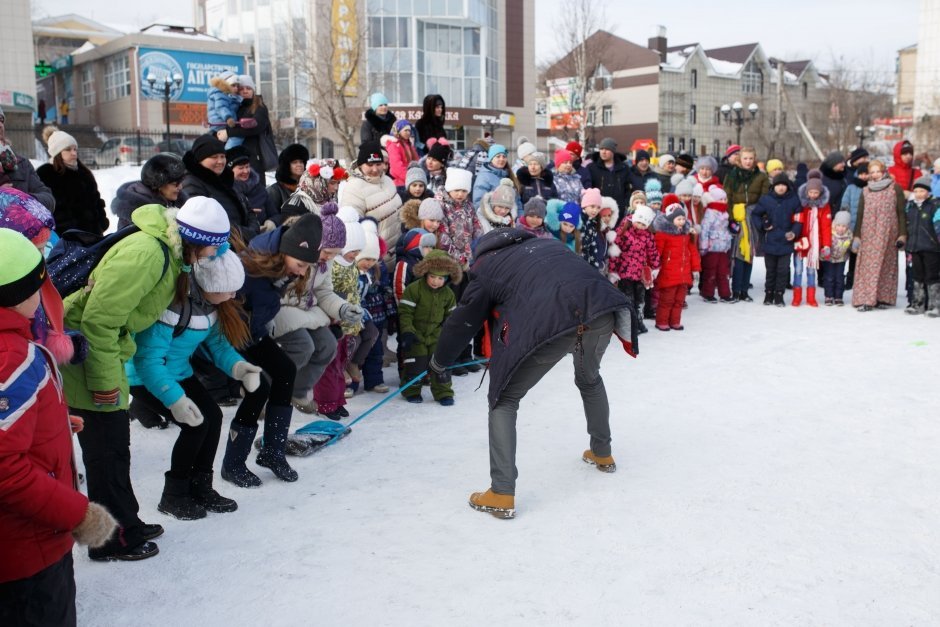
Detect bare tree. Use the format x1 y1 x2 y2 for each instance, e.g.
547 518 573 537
289 0 368 160
543 0 612 145
823 52 894 154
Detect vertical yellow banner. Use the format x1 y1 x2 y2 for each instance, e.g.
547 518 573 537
332 0 359 97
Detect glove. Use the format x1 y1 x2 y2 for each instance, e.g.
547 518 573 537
261 219 277 233
608 272 620 284
821 246 831 260
851 237 861 253
429 355 451 385
729 221 741 235
168 396 204 427
72 502 117 548
69 414 84 434
66 330 89 364
692 272 700 283
93 389 120 406
761 215 773 231
399 332 417 352
231 360 262 393
339 303 364 324
651 268 661 280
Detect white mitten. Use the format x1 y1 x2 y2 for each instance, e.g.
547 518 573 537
168 396 204 427
232 361 262 393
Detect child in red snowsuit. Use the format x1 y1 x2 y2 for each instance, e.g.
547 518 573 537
654 203 701 331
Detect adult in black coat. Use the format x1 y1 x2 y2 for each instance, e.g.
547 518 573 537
112 153 188 230
627 149 660 197
819 150 848 214
360 93 397 144
431 228 635 519
266 143 309 213
414 94 446 154
219 78 272 176
36 131 107 235
586 138 632 216
182 134 258 241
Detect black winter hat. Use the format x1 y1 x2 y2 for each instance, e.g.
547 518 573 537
192 134 227 163
357 140 384 166
141 154 186 190
847 147 869 166
675 152 694 170
427 141 452 164
279 213 323 263
226 145 251 167
278 143 310 167
771 172 790 187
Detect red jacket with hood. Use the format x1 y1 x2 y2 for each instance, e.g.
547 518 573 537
0 308 87 583
888 140 922 192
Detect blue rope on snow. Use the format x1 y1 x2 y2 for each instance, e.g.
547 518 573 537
294 358 489 448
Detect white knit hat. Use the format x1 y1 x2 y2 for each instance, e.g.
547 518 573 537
444 167 472 192
632 205 656 227
342 220 365 255
47 131 77 158
193 250 245 293
356 219 381 261
517 137 536 161
176 196 231 246
337 205 361 224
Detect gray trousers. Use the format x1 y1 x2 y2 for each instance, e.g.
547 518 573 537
489 312 615 495
277 327 338 398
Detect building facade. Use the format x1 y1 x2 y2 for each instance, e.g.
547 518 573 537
1 0 38 153
912 0 940 148
199 0 535 161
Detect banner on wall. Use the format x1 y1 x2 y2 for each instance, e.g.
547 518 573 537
138 48 244 104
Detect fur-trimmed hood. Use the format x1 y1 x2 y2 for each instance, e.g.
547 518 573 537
516 167 554 187
797 181 831 208
210 76 238 95
413 249 462 284
652 213 690 235
401 198 423 230
479 188 517 227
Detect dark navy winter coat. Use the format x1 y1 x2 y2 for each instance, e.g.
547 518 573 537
904 196 940 253
516 167 558 204
752 183 803 256
585 151 631 213
433 229 629 408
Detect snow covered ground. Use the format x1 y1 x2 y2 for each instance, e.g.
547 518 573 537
71 166 940 625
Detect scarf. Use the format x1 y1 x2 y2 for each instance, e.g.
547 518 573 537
806 206 820 270
868 177 893 192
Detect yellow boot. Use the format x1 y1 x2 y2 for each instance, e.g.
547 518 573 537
583 449 617 473
469 489 515 519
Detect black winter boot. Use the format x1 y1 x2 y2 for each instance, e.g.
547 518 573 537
636 304 648 334
773 291 785 307
158 472 207 520
905 282 926 315
763 291 773 306
190 472 238 513
222 423 263 488
256 405 299 482
927 283 940 318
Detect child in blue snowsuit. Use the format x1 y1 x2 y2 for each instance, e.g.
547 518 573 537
207 71 243 149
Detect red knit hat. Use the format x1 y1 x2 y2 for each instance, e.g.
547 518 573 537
554 149 574 170
662 193 680 209
725 144 742 157
565 141 583 158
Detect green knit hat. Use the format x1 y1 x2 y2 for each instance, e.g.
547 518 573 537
0 228 45 307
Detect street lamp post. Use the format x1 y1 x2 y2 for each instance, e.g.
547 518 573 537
721 101 759 145
854 124 876 147
147 72 183 144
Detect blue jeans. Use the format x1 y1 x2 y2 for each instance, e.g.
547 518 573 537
792 255 816 288
731 258 752 294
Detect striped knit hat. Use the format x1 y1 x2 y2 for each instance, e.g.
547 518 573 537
0 228 46 307
176 196 231 247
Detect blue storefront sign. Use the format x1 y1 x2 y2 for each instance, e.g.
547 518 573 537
138 48 244 104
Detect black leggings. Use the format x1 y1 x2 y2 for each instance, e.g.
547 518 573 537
130 377 223 477
233 335 296 427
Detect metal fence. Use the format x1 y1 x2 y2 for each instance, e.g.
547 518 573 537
8 125 209 169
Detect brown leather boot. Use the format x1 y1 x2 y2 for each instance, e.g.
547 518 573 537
469 489 515 519
583 449 617 473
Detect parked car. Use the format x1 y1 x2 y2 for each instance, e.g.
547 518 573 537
94 136 159 166
157 138 193 156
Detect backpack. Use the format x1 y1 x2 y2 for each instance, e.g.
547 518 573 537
47 225 170 298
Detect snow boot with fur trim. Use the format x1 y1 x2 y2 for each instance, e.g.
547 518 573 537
469 489 515 519
927 283 940 318
905 282 926 315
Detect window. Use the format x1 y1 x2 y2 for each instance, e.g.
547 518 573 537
781 112 787 128
802 82 808 99
690 138 696 155
586 107 596 126
713 139 720 156
691 69 697 89
689 104 697 125
601 105 612 126
668 137 675 152
770 111 776 128
81 66 95 106
103 54 130 101
594 64 612 91
678 137 685 151
742 59 763 94
714 107 721 125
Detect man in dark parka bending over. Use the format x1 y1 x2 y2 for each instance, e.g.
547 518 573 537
431 228 636 519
